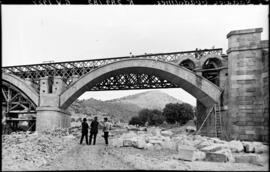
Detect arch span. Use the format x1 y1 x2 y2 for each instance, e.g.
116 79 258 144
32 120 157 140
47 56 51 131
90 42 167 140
60 58 222 109
2 73 39 106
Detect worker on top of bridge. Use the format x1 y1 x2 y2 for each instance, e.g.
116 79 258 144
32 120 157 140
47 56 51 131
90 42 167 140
89 116 99 145
80 118 89 145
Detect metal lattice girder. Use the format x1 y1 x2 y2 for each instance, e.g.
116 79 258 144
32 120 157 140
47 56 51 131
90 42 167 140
89 72 179 91
2 48 223 88
2 81 37 114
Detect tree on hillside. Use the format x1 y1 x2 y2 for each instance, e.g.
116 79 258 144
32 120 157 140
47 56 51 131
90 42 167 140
129 116 144 126
163 103 194 125
148 109 165 126
129 108 165 126
138 109 152 124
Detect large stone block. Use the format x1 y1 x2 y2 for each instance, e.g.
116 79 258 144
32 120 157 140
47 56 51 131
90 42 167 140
205 152 227 162
174 145 195 161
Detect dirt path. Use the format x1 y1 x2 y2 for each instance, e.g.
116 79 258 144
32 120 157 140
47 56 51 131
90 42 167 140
39 136 135 170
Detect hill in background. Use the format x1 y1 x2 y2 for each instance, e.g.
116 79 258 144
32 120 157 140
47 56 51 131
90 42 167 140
106 90 184 110
69 90 189 122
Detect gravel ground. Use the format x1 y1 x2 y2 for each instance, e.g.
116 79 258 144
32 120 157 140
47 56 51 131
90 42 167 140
39 135 268 171
108 147 269 171
3 128 269 171
39 135 135 170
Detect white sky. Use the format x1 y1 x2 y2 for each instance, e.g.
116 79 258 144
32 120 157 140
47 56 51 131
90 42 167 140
2 5 269 106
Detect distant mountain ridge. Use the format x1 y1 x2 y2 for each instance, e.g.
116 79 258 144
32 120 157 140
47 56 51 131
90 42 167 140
106 90 184 110
69 90 187 122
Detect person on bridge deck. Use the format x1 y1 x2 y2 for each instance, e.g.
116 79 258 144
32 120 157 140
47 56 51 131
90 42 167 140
101 117 111 146
89 116 99 145
80 118 89 145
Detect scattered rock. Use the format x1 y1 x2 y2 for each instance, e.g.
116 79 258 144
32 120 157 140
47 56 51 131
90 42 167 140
215 148 234 162
193 150 206 161
242 142 255 153
160 130 173 137
227 140 244 153
254 142 269 154
234 153 267 166
200 144 227 152
123 140 133 147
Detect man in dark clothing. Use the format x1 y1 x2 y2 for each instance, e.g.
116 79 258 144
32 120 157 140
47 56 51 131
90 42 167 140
80 118 89 145
89 116 99 145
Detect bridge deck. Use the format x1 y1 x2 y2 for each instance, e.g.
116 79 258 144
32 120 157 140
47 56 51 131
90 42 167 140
2 48 223 86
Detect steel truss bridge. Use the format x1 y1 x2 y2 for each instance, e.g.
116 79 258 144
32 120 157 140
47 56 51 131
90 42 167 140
2 48 224 125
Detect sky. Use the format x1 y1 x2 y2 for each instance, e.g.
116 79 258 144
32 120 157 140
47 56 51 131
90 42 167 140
2 5 269 106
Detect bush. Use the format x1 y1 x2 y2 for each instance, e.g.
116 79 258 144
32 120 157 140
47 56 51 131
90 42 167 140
129 116 144 126
163 103 194 125
129 108 165 126
148 109 165 126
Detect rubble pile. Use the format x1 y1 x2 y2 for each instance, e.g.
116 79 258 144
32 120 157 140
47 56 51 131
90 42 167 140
110 126 269 165
2 129 77 171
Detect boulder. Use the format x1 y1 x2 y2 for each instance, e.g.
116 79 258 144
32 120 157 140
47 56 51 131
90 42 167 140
215 148 234 162
147 127 162 136
186 126 196 133
195 140 214 149
227 140 244 153
145 143 154 150
153 144 162 150
133 139 146 149
242 141 255 153
193 150 206 161
160 141 177 150
254 142 269 154
200 143 228 152
123 139 133 147
174 145 196 161
161 130 173 137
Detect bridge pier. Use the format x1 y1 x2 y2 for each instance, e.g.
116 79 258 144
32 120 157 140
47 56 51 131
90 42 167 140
37 76 71 132
36 107 71 132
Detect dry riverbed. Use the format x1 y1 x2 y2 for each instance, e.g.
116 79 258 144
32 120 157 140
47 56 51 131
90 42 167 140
2 126 269 171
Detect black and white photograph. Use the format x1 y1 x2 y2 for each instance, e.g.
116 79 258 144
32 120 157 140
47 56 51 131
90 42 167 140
1 4 269 171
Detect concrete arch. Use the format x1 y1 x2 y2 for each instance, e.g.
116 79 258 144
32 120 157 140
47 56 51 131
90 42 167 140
2 73 39 106
60 58 222 109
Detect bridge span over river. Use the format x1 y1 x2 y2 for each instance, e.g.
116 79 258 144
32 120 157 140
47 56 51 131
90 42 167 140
2 28 268 142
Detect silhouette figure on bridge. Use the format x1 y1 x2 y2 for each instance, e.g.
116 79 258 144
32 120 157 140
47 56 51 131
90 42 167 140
80 118 89 145
89 116 99 145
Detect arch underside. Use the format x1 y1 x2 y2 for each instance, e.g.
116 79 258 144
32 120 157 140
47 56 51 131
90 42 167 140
60 59 222 109
2 73 39 107
2 81 37 114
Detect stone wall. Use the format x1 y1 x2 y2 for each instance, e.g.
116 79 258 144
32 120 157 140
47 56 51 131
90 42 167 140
227 28 268 142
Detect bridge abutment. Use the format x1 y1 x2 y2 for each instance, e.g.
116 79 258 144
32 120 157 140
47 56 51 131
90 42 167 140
227 28 268 142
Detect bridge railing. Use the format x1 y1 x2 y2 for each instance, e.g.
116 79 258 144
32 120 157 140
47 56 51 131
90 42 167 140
2 48 223 87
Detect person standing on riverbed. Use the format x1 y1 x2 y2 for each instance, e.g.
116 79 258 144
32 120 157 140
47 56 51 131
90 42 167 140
101 117 111 146
89 116 99 145
80 118 89 145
